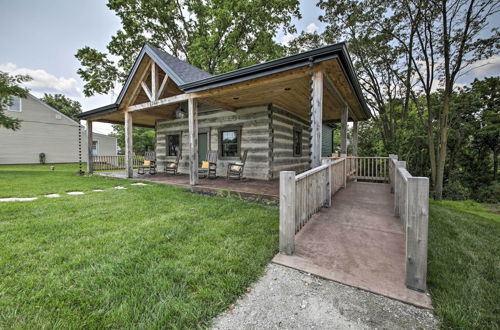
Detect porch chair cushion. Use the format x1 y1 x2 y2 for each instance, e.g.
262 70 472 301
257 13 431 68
201 161 209 169
167 163 177 168
143 160 151 166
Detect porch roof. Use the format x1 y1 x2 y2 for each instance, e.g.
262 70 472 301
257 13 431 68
77 42 371 127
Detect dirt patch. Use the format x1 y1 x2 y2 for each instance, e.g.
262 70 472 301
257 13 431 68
211 263 438 330
190 189 279 207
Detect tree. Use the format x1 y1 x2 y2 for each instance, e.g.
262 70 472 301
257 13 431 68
110 125 155 154
75 0 301 97
0 71 31 130
41 94 83 122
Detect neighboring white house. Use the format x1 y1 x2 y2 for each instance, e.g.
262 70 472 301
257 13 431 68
0 93 117 164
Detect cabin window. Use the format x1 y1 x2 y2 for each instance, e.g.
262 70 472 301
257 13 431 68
7 97 21 112
293 128 302 156
220 127 240 158
166 134 181 156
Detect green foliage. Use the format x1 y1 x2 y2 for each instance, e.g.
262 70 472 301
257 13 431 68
41 93 83 122
76 0 301 96
428 200 500 329
110 125 155 154
0 71 31 130
442 180 470 201
38 153 46 165
0 164 278 328
476 182 500 204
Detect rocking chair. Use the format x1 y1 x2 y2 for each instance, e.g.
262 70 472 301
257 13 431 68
226 150 248 180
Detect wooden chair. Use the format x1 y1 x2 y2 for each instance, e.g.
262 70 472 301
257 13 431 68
227 150 248 180
138 152 156 175
165 152 181 175
198 150 218 179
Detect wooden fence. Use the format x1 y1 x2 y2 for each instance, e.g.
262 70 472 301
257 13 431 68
279 158 347 255
92 155 144 171
388 155 429 292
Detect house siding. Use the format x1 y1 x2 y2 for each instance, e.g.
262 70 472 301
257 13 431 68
322 124 333 157
0 94 117 164
269 105 311 179
156 105 271 180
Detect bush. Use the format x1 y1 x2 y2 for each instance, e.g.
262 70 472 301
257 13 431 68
475 182 500 203
39 153 46 164
443 180 470 200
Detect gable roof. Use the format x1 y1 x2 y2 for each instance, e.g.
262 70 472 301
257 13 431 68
79 42 370 120
115 43 212 106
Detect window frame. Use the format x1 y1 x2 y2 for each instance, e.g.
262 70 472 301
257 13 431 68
166 133 182 157
7 97 22 112
218 126 242 160
293 127 303 157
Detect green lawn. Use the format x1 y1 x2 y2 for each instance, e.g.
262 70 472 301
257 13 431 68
1 164 498 329
428 200 500 329
0 164 279 329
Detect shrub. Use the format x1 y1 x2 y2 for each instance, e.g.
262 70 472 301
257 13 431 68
443 180 470 200
39 152 46 164
475 182 500 203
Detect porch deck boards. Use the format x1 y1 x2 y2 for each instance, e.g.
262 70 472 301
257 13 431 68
99 171 279 198
273 182 433 309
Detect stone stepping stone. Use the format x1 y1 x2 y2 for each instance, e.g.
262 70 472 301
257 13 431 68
0 197 38 202
93 189 105 192
131 183 148 186
67 192 84 195
114 186 127 190
44 194 60 198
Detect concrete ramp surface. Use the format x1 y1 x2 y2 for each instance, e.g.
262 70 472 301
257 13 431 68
273 182 432 309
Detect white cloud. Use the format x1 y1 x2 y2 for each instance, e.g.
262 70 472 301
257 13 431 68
306 22 319 34
0 62 79 96
281 33 297 46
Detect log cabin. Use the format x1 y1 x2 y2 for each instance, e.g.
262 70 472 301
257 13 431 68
77 42 370 183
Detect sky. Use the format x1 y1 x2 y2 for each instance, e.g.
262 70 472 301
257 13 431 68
0 1 498 134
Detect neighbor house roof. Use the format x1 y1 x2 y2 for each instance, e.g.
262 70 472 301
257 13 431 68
78 42 370 120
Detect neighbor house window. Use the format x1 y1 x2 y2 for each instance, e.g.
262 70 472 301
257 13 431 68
166 134 181 156
293 128 302 156
220 127 240 158
92 141 99 156
7 97 21 112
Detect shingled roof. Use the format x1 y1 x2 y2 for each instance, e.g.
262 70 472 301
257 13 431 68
115 43 212 105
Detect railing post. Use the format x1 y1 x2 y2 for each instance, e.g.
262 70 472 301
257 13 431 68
406 177 429 292
280 171 296 255
394 160 406 217
322 159 332 207
340 153 347 188
86 120 93 175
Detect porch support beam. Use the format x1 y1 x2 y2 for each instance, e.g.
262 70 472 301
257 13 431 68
86 120 93 175
310 70 323 168
127 93 191 112
340 104 348 154
352 120 358 156
188 97 199 185
324 72 358 121
124 111 134 178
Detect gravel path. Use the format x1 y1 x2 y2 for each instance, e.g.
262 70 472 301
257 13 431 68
212 263 438 330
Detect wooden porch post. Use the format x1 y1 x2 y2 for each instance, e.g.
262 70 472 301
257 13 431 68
188 97 199 185
340 104 348 154
86 120 93 175
352 120 358 156
125 111 134 178
280 171 296 255
310 70 323 168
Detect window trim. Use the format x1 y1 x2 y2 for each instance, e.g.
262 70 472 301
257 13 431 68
293 127 303 157
218 125 242 160
7 97 22 112
166 132 182 157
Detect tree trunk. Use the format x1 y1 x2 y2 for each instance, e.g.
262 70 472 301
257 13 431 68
435 94 450 200
425 95 437 187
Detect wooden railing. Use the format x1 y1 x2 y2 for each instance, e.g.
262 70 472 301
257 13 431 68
93 155 145 171
329 155 389 182
280 154 430 293
279 158 347 255
389 155 429 292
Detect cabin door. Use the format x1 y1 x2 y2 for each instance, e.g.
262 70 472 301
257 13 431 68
198 133 208 163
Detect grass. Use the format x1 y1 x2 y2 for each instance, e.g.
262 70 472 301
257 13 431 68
428 200 500 329
0 164 279 329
